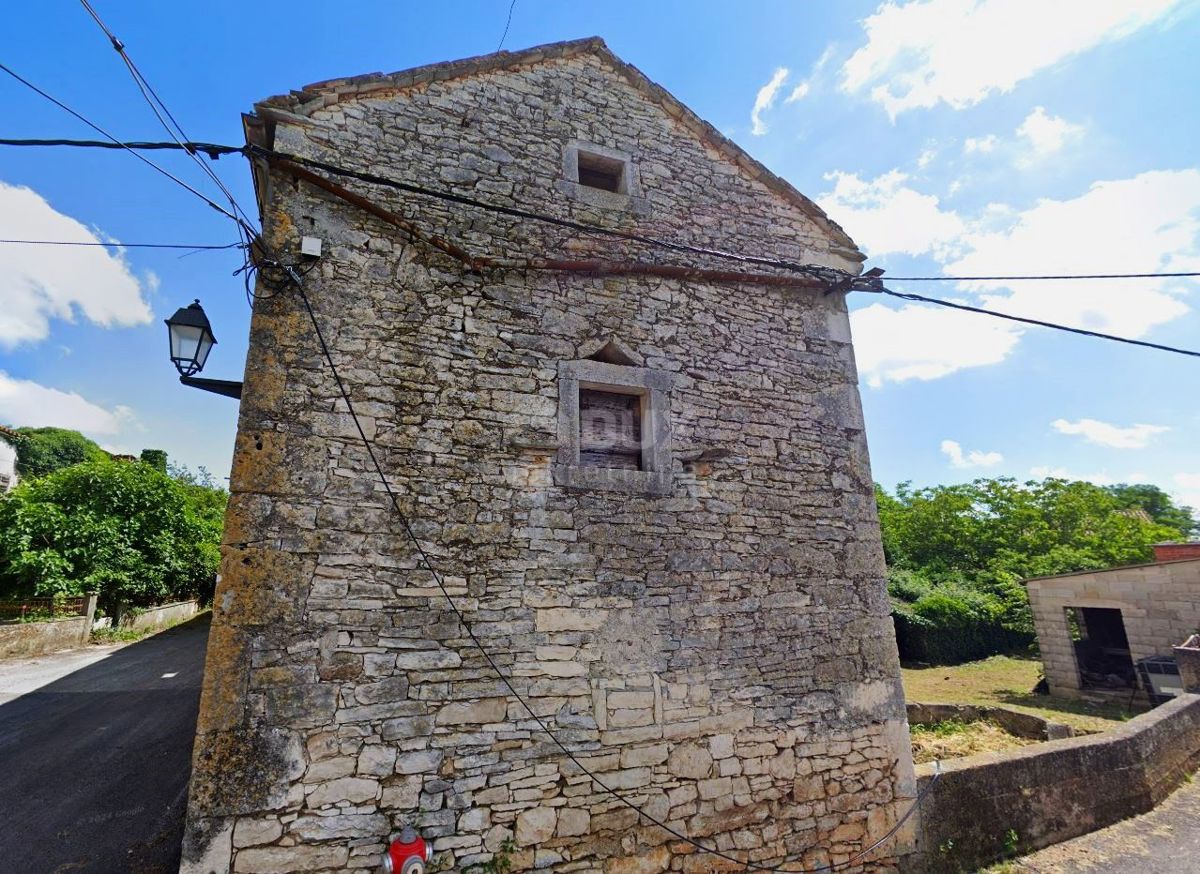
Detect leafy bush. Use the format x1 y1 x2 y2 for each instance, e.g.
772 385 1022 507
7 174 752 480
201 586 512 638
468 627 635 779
879 477 1194 665
12 426 106 479
0 459 224 615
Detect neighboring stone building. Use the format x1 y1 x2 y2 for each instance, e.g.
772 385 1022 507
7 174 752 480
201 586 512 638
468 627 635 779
182 38 915 873
1028 543 1200 699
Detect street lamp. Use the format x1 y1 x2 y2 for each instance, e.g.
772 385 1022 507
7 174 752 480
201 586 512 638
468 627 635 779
165 299 216 376
164 299 242 399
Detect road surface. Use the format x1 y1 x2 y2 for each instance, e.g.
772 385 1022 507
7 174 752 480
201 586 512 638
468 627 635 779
0 615 209 874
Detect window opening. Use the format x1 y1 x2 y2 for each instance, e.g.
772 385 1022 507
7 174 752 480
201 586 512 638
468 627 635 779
578 388 643 470
576 151 625 193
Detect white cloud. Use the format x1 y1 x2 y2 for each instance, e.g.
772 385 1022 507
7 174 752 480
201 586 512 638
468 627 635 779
1051 418 1170 449
1173 473 1200 511
833 167 1200 385
841 0 1183 118
849 300 1022 386
964 134 998 154
1017 106 1084 156
0 372 137 435
0 182 153 346
941 439 1004 468
750 67 790 135
818 170 966 258
785 81 810 103
949 170 1200 338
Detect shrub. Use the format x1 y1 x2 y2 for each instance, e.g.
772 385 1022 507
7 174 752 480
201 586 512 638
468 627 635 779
0 459 223 615
12 426 106 479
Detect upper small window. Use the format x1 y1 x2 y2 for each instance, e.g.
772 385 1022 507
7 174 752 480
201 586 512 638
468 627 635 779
576 151 626 193
559 141 648 215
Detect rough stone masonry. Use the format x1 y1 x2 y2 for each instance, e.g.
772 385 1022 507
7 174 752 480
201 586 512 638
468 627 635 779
181 37 916 874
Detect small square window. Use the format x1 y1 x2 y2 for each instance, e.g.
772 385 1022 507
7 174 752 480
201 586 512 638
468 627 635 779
579 388 644 470
576 151 625 193
554 358 675 496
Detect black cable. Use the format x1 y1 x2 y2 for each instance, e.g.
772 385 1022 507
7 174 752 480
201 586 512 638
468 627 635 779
12 135 1200 291
77 0 261 245
497 0 517 52
284 257 937 871
0 238 241 250
0 62 240 224
249 145 836 281
0 137 240 157
878 287 1200 359
887 271 1200 281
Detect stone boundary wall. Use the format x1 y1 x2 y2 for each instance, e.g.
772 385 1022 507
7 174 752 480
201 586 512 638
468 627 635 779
905 703 1076 741
907 693 1200 873
119 599 200 632
0 594 98 659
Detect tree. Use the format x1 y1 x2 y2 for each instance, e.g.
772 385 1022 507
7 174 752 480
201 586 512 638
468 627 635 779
1106 483 1197 536
879 476 1193 664
0 459 223 615
12 427 106 479
139 448 168 473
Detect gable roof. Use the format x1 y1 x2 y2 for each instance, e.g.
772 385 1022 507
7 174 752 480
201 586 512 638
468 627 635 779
248 37 861 260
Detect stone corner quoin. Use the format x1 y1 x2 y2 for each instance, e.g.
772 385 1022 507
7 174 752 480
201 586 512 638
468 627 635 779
180 38 916 874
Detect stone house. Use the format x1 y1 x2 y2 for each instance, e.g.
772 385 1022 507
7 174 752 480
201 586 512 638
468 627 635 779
1028 542 1200 700
182 38 915 873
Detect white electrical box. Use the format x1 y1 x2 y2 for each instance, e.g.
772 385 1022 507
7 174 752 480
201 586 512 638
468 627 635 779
301 236 323 258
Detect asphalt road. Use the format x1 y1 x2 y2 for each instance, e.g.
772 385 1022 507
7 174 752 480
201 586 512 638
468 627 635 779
1007 772 1200 873
0 615 210 874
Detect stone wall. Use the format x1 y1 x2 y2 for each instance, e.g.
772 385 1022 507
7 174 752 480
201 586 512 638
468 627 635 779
1027 559 1200 697
905 703 1075 742
118 599 200 632
907 693 1200 873
182 41 914 873
0 594 97 660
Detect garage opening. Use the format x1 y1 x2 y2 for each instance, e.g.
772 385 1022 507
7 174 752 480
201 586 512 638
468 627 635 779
1065 606 1136 690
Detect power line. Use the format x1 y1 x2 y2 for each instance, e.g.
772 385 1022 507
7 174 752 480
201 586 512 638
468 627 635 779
0 238 241 250
10 135 1200 289
6 133 1199 364
878 287 1200 359
887 271 1200 281
0 137 240 157
76 0 261 244
496 0 518 52
0 61 241 224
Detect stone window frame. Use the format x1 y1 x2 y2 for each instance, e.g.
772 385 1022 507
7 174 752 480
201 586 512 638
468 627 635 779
553 358 675 496
558 139 650 216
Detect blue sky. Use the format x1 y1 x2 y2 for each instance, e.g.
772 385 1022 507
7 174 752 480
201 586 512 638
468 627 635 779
1 1 1198 507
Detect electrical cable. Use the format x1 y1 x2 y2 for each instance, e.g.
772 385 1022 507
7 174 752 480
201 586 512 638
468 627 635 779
250 145 837 282
878 287 1200 359
0 61 241 224
76 0 261 245
282 257 938 872
497 0 517 52
886 271 1200 281
0 238 241 250
0 137 240 156
8 135 1200 290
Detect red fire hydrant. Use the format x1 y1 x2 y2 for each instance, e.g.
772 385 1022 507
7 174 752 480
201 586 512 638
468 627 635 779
382 826 433 874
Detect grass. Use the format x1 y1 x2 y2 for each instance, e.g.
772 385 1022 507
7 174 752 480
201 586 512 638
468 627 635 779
910 718 1036 764
902 654 1142 734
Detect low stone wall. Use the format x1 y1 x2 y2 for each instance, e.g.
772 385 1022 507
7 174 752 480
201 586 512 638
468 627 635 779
906 702 1076 741
118 600 199 632
907 693 1200 873
0 594 98 659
